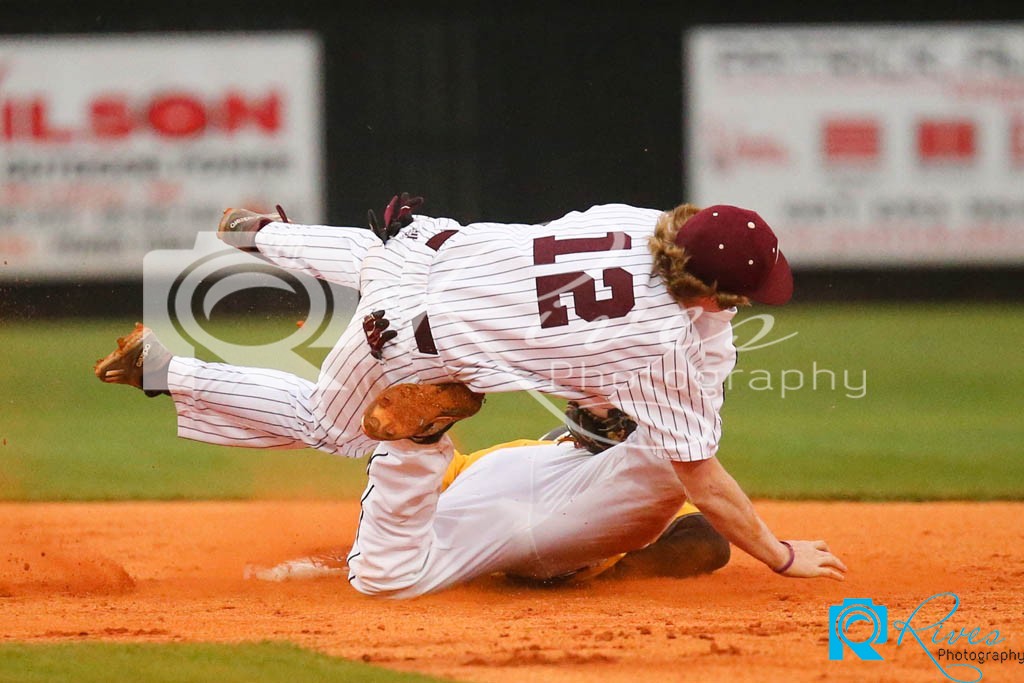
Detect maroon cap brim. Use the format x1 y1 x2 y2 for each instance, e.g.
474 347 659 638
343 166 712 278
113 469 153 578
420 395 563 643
748 250 793 305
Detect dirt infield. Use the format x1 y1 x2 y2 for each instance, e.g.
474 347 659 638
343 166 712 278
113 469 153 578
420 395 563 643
1 501 1022 682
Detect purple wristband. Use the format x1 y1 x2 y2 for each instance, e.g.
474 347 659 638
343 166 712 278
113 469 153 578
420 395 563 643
774 541 795 574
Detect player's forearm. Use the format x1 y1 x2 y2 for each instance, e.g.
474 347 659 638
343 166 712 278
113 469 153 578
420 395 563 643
671 458 789 571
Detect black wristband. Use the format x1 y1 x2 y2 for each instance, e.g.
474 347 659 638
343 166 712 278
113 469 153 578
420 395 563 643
774 541 795 574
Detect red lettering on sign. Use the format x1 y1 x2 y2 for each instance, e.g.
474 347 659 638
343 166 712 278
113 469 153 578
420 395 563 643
0 89 284 143
29 100 72 142
223 92 281 133
148 93 207 137
90 96 134 139
1 101 14 141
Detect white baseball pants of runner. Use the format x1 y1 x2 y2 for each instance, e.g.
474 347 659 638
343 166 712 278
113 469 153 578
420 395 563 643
165 222 457 457
346 437 686 598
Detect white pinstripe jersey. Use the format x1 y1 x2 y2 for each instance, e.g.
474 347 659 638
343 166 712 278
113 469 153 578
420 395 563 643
414 204 738 462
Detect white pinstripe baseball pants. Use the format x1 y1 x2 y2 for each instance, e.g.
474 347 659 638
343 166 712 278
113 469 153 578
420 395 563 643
166 222 452 457
347 436 687 598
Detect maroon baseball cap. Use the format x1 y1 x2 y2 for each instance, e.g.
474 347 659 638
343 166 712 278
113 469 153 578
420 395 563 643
673 205 793 305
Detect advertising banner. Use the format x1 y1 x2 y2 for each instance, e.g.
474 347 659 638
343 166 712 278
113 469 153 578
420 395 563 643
687 25 1024 265
0 33 323 280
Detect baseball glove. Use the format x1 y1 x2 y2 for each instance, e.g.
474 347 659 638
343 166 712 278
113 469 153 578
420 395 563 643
563 401 637 455
217 204 290 252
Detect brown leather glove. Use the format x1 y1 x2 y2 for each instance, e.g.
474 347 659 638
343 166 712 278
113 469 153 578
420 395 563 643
564 401 638 454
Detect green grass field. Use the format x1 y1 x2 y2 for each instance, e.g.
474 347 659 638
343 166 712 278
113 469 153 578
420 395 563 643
0 642 450 683
1 303 1021 681
2 303 1022 501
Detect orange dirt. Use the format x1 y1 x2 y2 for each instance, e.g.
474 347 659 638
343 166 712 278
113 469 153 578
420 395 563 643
1 500 1022 682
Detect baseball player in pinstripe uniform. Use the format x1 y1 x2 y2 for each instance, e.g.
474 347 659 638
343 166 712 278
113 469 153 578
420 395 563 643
96 196 847 596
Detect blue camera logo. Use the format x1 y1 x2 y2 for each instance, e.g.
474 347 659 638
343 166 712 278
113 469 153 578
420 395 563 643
828 598 888 661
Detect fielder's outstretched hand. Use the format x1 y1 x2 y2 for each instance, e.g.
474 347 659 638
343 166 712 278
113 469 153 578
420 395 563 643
778 540 847 580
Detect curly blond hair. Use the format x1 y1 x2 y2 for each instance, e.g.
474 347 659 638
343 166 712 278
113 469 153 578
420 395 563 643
649 203 751 309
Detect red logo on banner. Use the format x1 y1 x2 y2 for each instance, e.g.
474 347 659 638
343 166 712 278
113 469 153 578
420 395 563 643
823 119 880 163
917 120 976 162
707 124 789 172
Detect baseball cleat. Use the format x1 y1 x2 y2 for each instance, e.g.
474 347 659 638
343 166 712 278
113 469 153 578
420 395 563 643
361 383 484 443
93 323 172 396
217 204 289 251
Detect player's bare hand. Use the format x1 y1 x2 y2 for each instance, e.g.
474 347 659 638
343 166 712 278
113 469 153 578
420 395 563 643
777 540 847 580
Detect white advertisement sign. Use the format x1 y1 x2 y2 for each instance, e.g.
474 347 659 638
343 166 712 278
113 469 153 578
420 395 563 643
687 25 1024 265
0 33 323 280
